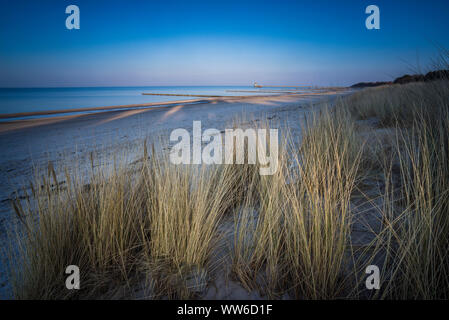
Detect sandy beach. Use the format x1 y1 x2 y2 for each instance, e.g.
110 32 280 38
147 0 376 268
4 80 449 300
0 90 350 298
0 91 348 209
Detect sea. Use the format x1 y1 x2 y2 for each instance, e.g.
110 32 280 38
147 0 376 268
0 86 311 119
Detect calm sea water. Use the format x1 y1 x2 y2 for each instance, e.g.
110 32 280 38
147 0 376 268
0 86 309 117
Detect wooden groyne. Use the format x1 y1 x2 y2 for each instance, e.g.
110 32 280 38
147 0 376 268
142 93 224 98
255 85 315 88
226 90 300 94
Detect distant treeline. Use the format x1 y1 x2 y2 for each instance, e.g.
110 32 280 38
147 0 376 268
351 69 449 88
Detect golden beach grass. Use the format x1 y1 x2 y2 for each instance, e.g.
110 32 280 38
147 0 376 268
6 78 449 299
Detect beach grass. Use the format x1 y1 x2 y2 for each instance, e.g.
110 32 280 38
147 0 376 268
6 77 449 299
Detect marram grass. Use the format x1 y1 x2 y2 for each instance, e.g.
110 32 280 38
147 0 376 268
6 79 449 299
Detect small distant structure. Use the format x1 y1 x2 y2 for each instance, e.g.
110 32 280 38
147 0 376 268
253 81 262 88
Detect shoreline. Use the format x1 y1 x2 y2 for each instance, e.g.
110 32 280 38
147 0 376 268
0 90 349 134
0 90 347 120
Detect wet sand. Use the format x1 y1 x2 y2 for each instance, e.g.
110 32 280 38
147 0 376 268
0 93 297 121
0 90 346 127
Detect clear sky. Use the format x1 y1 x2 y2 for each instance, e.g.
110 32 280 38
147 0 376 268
1 0 448 87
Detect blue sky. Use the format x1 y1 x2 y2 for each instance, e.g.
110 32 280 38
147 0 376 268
1 0 448 87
